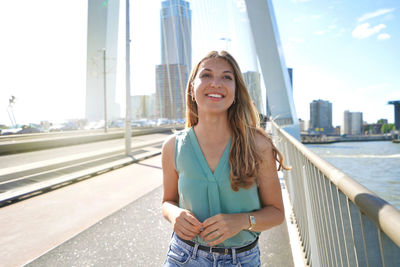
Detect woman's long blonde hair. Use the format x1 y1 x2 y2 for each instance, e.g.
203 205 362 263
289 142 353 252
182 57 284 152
185 51 289 191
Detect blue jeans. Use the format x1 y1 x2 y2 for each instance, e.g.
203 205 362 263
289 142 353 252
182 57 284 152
163 233 260 266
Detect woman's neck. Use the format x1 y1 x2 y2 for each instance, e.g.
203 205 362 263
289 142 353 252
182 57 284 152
194 113 231 143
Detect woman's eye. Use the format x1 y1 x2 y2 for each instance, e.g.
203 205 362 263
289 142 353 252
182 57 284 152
200 73 210 78
224 75 233 80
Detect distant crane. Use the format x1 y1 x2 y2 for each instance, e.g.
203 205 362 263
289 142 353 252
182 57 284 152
388 100 400 130
7 95 17 127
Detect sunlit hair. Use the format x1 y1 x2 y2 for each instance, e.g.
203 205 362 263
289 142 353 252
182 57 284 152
185 50 289 191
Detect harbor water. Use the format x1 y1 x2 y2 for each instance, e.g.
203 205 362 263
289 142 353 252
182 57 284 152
306 141 400 210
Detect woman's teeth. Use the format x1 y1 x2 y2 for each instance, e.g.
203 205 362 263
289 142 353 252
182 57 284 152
207 94 223 98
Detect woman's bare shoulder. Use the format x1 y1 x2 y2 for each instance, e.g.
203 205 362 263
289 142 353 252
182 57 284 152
162 134 176 154
255 130 273 154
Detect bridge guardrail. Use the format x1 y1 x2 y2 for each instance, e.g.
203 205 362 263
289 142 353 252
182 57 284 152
271 121 400 267
0 126 181 155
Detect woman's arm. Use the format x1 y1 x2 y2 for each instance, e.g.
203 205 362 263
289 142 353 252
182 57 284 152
161 134 203 240
245 133 285 231
200 133 285 245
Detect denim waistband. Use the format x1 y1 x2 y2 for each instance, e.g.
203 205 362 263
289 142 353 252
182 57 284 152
174 233 258 255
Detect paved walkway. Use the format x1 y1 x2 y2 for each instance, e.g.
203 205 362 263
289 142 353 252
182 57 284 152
0 156 294 267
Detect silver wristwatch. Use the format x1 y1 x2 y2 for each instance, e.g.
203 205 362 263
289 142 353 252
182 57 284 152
247 214 256 231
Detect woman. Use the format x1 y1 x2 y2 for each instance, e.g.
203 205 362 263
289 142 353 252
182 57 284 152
162 51 289 266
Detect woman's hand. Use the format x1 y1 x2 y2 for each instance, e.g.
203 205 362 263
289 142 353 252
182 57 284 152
200 213 248 246
172 208 203 241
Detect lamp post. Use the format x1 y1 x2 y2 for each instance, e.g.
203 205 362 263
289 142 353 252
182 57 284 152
125 0 132 156
103 48 108 133
7 95 17 127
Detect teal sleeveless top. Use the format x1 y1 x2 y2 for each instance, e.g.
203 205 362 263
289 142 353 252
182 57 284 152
175 127 261 248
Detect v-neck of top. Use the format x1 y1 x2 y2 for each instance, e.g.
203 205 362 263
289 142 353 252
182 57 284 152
188 127 232 178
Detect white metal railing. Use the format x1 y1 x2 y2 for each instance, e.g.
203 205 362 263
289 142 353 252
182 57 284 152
271 121 400 267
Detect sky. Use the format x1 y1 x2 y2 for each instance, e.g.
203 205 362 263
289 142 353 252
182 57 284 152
0 0 398 127
272 0 399 126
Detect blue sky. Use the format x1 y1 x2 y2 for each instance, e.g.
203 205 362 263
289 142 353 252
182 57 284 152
0 0 398 127
272 0 399 126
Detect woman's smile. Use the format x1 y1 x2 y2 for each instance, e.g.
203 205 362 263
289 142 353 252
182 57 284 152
206 93 224 100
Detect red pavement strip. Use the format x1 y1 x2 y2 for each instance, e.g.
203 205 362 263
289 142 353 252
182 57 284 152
0 156 163 267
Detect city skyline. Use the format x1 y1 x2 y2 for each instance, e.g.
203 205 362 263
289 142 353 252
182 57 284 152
0 0 398 127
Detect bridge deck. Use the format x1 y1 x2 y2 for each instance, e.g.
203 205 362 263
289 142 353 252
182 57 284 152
0 156 295 267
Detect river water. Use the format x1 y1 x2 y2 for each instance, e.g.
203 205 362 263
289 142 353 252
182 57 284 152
306 141 400 210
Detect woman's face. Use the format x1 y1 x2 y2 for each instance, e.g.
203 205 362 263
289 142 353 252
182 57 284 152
192 58 236 115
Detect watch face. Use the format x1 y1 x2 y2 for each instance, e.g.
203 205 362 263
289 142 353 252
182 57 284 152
250 215 256 225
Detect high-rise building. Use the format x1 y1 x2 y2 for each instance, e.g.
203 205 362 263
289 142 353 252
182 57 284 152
85 0 120 122
156 0 192 120
342 110 351 135
299 119 309 133
309 99 333 134
156 64 187 119
242 71 263 113
342 110 363 135
388 100 400 130
161 0 192 70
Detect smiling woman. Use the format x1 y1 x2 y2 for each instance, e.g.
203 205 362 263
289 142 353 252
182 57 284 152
161 50 290 266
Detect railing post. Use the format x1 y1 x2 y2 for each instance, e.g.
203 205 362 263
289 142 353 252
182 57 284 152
303 165 321 267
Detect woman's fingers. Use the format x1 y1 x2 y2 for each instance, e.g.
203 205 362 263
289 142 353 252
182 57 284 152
176 224 198 239
200 214 225 240
183 212 203 231
200 213 246 245
173 209 203 240
207 233 226 247
201 228 223 242
175 229 195 240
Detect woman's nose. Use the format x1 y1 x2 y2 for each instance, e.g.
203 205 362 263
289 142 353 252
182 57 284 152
210 77 222 87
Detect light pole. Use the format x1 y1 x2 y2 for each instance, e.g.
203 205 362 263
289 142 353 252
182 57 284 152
7 95 17 127
125 0 132 156
103 48 108 133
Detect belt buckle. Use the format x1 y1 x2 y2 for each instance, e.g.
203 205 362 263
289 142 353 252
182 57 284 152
209 246 229 255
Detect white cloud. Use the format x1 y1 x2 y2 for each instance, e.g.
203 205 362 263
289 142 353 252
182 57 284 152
358 8 395 22
352 23 386 39
377 33 391 40
315 30 325 35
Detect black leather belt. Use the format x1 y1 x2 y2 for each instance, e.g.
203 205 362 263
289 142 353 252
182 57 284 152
176 235 258 255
